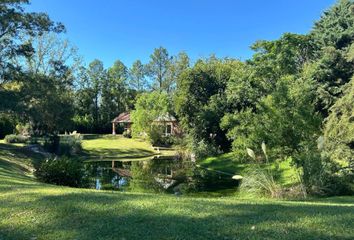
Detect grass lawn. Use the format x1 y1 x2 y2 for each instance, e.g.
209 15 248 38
1 142 354 239
81 134 176 161
200 153 300 187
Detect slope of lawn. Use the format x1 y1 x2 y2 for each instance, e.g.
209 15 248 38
81 134 175 161
1 142 354 240
200 152 300 186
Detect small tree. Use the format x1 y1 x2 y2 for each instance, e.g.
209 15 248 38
131 91 171 137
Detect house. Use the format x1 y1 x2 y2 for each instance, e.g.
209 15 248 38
111 112 180 136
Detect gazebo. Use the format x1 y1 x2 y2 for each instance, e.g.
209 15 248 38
111 112 132 135
153 113 180 136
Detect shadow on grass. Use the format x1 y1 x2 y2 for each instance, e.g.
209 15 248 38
1 189 353 240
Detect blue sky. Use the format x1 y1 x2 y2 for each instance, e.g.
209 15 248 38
27 0 336 68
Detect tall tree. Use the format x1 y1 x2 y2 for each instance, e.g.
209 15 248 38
310 0 354 115
166 52 190 93
129 60 147 92
87 59 106 130
175 58 239 152
101 60 128 128
146 47 172 92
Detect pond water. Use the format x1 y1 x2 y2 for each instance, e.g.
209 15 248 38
84 157 240 194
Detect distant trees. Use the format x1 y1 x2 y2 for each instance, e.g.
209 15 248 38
73 59 132 133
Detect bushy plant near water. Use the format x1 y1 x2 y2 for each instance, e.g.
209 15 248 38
240 166 283 198
58 134 83 156
148 125 174 146
298 146 353 196
122 130 132 138
240 142 305 199
192 139 222 160
35 156 86 187
4 134 29 143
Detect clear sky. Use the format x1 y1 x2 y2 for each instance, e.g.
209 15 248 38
26 0 336 68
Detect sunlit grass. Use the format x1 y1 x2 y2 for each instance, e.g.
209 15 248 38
81 134 175 161
1 141 353 239
200 153 299 187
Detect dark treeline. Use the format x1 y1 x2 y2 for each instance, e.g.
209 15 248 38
0 0 353 195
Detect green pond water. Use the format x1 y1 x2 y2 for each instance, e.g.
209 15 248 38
84 157 240 194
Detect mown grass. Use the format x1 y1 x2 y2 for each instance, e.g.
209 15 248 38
200 153 300 187
81 134 175 161
0 142 354 239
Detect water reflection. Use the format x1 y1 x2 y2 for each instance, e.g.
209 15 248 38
85 158 240 194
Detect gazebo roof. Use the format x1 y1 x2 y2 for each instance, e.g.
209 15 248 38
154 113 177 122
112 112 132 123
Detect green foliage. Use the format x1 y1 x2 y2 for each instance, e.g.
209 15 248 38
312 0 354 49
146 47 173 92
251 33 315 79
18 73 74 134
310 0 354 114
175 58 239 153
131 91 171 135
4 134 29 144
35 156 85 187
297 146 352 196
122 130 132 138
324 77 354 165
148 125 166 146
57 135 83 156
0 0 64 84
129 60 148 91
223 76 322 162
240 166 283 198
322 77 354 192
191 139 222 160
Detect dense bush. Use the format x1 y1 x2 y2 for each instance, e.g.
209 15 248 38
191 139 222 160
35 156 86 187
4 134 29 144
122 130 132 138
148 125 174 146
58 135 83 156
299 148 352 196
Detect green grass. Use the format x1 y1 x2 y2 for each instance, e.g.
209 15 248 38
200 153 300 186
81 134 175 161
1 142 354 239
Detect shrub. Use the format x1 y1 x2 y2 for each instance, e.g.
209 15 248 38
4 134 29 144
58 134 83 156
148 125 174 146
192 139 222 160
122 130 132 138
15 123 32 136
240 166 283 198
35 156 85 187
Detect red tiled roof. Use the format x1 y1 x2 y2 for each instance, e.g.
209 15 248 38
112 112 132 123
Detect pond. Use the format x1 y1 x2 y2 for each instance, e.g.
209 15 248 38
84 157 240 195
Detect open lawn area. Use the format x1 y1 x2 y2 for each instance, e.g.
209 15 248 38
1 142 354 240
81 134 176 161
